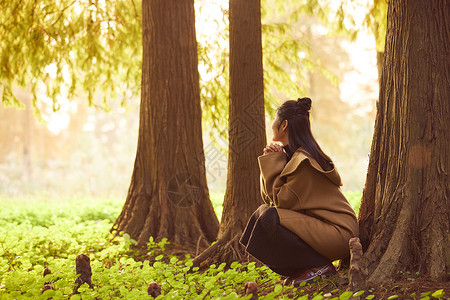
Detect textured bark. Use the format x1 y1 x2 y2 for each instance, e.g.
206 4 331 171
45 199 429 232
73 254 93 293
219 0 265 248
147 282 161 297
193 0 265 266
244 281 258 300
347 238 367 291
357 0 449 283
113 0 219 250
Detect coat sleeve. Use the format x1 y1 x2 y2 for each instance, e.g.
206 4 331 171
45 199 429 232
257 152 299 209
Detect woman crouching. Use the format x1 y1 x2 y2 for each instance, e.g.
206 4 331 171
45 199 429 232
239 97 359 286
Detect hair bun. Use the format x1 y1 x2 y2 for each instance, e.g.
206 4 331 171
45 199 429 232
296 97 311 113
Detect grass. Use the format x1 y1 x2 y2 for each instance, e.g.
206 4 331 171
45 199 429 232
0 195 283 299
0 195 122 227
343 190 362 215
0 189 360 227
0 193 446 299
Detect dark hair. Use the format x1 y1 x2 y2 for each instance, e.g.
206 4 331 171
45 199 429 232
276 97 333 171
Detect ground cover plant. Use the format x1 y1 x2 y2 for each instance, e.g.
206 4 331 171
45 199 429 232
0 194 447 299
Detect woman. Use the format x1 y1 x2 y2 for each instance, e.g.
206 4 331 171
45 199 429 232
239 97 359 286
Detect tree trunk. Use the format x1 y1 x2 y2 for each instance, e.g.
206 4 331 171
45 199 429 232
113 0 219 250
193 0 265 267
357 0 449 283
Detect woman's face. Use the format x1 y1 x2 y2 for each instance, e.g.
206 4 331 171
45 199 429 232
271 114 288 144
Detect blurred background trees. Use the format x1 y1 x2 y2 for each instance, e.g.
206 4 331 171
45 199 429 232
0 0 381 201
0 90 139 196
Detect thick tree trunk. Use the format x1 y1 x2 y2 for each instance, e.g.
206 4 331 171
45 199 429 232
193 0 265 267
357 0 449 283
220 0 265 245
113 0 219 250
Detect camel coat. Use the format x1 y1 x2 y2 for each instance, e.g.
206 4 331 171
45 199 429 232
258 148 359 261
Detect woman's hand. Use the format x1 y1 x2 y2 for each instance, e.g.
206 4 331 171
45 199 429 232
263 143 283 154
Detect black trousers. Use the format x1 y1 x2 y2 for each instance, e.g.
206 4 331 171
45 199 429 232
240 204 330 277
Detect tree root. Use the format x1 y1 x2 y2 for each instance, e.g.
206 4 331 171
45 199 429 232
192 227 250 269
347 237 368 291
244 281 258 300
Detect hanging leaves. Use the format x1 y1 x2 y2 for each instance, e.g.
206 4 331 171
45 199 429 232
0 0 142 112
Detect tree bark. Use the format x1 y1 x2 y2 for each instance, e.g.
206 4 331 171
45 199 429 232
113 0 219 250
357 0 449 283
193 0 265 267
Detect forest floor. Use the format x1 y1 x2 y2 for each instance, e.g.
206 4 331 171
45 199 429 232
136 243 450 300
1 195 448 299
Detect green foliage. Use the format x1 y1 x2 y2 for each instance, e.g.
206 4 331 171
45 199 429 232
196 2 230 149
1 197 443 299
364 0 388 52
1 86 26 109
0 196 122 227
0 0 142 111
261 20 309 113
344 191 362 215
431 289 445 299
1 0 367 158
0 197 284 298
210 191 225 221
339 291 353 300
147 236 169 258
199 0 353 151
265 0 359 40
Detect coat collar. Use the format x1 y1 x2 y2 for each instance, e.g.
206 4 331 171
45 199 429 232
280 148 343 186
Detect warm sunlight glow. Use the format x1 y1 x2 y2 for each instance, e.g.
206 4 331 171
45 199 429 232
340 33 378 115
38 65 75 135
45 63 57 79
195 0 228 39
